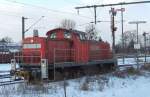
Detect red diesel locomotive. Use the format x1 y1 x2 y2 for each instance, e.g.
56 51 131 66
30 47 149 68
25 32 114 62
12 28 117 81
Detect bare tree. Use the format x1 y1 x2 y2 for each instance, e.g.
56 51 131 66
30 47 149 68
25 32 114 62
123 30 136 47
0 37 13 44
60 19 76 30
116 30 140 53
85 24 99 40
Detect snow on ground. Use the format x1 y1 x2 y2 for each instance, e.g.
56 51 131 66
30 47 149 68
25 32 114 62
118 56 150 65
57 75 150 97
0 58 150 97
0 64 19 71
0 73 150 97
0 64 11 71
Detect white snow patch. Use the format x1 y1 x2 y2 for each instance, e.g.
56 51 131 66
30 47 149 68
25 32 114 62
0 74 149 97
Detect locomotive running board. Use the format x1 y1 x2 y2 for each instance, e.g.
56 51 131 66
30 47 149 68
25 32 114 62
49 59 117 69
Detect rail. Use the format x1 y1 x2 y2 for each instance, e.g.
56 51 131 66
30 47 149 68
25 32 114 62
0 80 25 86
0 70 25 86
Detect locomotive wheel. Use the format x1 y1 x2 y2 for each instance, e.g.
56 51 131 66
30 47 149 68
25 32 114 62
81 66 100 76
30 70 41 82
55 71 63 80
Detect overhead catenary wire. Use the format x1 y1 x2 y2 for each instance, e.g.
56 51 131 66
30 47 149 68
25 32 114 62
61 0 84 6
25 16 45 32
0 0 96 28
76 19 126 28
0 1 24 18
76 22 91 27
75 1 150 9
0 12 22 18
0 7 22 18
4 0 93 19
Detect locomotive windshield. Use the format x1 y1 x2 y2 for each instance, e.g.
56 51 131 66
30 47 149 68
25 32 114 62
50 32 56 39
64 31 71 39
23 43 41 49
79 33 87 40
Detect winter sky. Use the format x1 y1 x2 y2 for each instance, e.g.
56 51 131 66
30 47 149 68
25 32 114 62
0 0 150 43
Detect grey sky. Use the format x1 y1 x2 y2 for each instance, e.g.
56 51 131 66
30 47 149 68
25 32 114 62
0 0 149 44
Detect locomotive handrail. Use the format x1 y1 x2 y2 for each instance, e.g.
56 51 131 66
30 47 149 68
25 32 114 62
89 49 111 51
13 49 42 65
54 48 76 63
14 56 41 57
54 48 76 51
53 48 113 64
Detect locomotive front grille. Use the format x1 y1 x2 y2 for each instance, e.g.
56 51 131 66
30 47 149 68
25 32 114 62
14 50 42 66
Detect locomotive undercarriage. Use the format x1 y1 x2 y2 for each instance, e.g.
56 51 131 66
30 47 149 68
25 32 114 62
49 63 115 81
11 59 116 83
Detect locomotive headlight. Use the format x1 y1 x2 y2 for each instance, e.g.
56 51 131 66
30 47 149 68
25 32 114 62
30 39 34 43
42 64 46 67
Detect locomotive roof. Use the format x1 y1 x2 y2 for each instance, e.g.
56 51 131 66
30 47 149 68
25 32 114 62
46 28 87 36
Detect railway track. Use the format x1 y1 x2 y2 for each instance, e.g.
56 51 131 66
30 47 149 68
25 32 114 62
0 64 140 86
0 74 11 79
0 70 25 86
0 80 25 86
0 70 10 73
0 70 11 79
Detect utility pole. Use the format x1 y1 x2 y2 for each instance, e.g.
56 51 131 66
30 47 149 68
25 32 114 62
143 32 148 63
121 8 125 64
109 8 117 54
64 77 67 97
22 17 28 40
129 21 146 69
129 21 146 43
75 1 150 9
94 6 97 24
22 16 45 40
75 0 150 22
116 8 125 64
75 0 150 60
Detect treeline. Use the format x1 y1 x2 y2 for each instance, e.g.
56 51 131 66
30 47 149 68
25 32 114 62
0 37 13 44
115 30 150 54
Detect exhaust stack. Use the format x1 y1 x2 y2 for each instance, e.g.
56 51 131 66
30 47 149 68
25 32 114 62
33 29 39 37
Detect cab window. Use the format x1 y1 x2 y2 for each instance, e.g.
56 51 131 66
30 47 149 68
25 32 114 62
79 34 83 40
50 32 56 39
79 33 86 40
64 31 71 39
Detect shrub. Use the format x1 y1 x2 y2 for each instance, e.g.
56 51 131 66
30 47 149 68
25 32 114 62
113 71 127 78
141 64 150 71
80 82 89 91
126 67 141 75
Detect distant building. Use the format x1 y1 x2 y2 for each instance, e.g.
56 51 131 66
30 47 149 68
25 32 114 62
0 42 21 63
0 42 21 53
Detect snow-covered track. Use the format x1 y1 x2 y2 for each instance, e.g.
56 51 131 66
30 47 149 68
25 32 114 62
0 74 11 79
0 70 10 73
0 79 25 86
